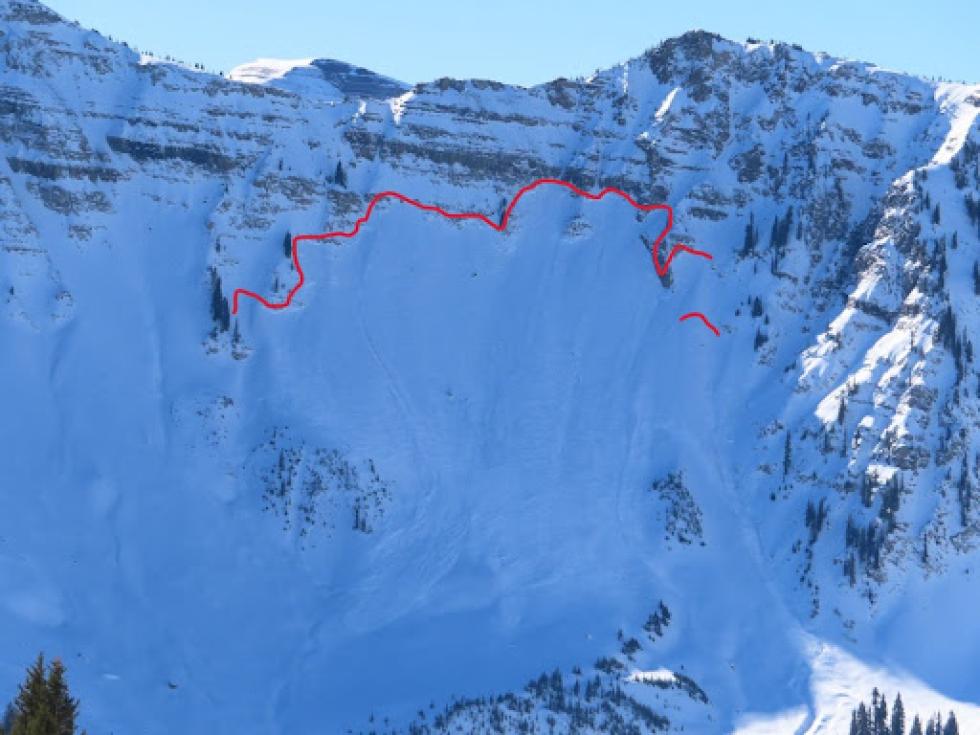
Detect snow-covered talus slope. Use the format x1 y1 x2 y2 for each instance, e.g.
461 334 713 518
2 0 980 732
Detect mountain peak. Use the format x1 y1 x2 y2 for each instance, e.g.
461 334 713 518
229 56 409 99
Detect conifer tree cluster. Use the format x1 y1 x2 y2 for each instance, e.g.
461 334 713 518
642 601 671 640
804 497 828 543
950 140 978 189
842 472 904 584
0 654 81 735
741 207 796 266
843 472 904 583
769 206 794 254
849 688 959 735
936 305 974 382
932 243 947 290
209 266 231 333
957 455 973 527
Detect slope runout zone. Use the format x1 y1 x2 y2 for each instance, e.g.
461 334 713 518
231 177 719 334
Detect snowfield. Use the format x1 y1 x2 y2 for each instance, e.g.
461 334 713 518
1 0 979 732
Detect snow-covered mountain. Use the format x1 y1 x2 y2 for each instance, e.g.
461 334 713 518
1 0 979 732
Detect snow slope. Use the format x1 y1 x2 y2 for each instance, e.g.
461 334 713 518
1 1 980 732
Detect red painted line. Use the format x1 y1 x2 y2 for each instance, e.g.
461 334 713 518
231 177 716 332
679 311 720 337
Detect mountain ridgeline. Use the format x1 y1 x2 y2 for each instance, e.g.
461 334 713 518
1 0 979 732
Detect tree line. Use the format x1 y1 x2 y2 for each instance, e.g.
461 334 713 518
849 688 959 735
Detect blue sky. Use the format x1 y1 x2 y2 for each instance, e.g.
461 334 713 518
46 0 978 86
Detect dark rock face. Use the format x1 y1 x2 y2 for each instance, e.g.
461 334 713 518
310 58 409 98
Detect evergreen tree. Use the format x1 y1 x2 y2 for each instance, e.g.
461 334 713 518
741 213 758 256
966 194 980 227
218 295 230 333
782 207 794 246
208 269 231 333
942 712 958 735
10 654 52 735
783 432 792 476
334 161 347 188
856 702 872 735
957 455 971 526
282 231 292 259
910 714 923 735
871 687 888 735
861 472 875 508
45 659 78 735
935 245 947 289
891 693 906 735
5 654 80 735
1 704 16 735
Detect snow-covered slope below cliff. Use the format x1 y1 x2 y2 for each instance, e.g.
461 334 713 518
2 0 980 732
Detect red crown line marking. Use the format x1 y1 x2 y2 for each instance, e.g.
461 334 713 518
679 311 721 337
231 177 719 336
